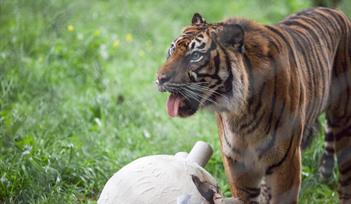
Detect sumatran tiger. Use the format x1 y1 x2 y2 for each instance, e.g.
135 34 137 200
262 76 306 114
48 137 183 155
155 7 351 204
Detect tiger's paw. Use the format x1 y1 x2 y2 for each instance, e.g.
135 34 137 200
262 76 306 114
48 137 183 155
213 193 243 204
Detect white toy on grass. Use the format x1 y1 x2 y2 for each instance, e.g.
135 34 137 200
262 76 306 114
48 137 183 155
98 141 225 204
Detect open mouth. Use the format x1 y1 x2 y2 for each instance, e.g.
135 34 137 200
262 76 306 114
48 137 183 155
166 92 200 118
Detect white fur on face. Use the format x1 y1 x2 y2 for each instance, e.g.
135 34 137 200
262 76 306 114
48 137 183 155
204 61 247 115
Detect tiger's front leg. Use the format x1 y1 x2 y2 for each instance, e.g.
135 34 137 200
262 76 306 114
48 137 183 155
222 155 267 204
221 147 300 204
213 193 242 204
265 146 301 204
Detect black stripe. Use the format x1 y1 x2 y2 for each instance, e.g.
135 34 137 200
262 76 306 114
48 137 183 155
196 73 221 80
243 53 256 107
284 17 331 62
237 186 261 198
213 51 220 74
266 130 294 175
314 9 340 33
243 111 265 135
315 11 345 115
333 45 351 124
286 21 326 120
209 83 219 89
340 163 351 175
296 16 332 113
308 12 334 50
325 146 335 154
294 7 316 17
239 84 267 134
223 129 240 155
219 43 234 94
195 38 202 43
325 131 334 142
264 26 295 130
237 53 266 133
194 60 209 72
334 125 351 141
197 42 206 49
258 102 286 159
265 32 281 51
302 13 333 51
250 36 279 158
320 8 347 32
339 193 351 200
190 42 195 49
328 115 351 128
260 31 278 134
340 176 351 186
299 83 304 117
283 27 316 124
209 37 218 51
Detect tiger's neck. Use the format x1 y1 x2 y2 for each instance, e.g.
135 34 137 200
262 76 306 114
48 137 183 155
217 100 269 137
218 22 274 134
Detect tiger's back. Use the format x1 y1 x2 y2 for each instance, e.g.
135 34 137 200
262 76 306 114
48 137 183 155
275 8 351 185
275 7 350 121
268 7 351 202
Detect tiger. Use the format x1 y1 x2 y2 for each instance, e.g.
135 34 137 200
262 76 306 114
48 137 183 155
156 7 351 204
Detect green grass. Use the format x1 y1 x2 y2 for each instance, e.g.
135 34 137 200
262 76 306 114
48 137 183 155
0 0 350 203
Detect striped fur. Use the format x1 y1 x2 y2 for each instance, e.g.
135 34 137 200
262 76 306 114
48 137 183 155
156 7 351 203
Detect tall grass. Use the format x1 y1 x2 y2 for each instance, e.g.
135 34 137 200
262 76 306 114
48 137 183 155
0 0 349 203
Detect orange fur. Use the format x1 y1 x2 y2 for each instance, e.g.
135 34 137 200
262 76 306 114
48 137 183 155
157 7 351 203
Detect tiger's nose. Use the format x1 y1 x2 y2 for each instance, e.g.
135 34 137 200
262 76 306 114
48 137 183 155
157 73 172 84
155 73 172 92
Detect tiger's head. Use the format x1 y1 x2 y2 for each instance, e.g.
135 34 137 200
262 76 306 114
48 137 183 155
156 13 249 118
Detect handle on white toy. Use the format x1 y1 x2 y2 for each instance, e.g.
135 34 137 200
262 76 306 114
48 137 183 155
186 141 213 167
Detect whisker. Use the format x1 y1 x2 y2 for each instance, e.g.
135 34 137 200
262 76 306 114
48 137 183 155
165 85 204 105
187 84 230 102
185 86 218 104
167 81 209 88
177 89 191 101
183 87 219 105
180 88 203 104
165 81 230 106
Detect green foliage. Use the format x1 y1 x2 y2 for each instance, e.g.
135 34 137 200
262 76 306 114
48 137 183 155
0 0 348 203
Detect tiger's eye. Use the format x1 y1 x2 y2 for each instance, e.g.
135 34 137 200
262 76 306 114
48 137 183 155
192 52 201 60
190 52 203 62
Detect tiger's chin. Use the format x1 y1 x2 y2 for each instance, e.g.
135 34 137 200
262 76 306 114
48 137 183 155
166 93 199 118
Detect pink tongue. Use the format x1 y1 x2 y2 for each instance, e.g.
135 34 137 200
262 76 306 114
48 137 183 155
167 93 181 117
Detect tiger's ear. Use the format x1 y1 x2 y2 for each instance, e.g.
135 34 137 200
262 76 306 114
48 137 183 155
192 13 206 25
218 24 245 53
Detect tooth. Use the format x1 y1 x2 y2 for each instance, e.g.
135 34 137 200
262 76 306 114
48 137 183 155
191 71 197 80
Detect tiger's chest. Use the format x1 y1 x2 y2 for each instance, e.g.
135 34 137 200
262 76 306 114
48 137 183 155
220 114 267 170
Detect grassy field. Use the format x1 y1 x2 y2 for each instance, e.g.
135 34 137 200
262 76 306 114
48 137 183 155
0 0 350 203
